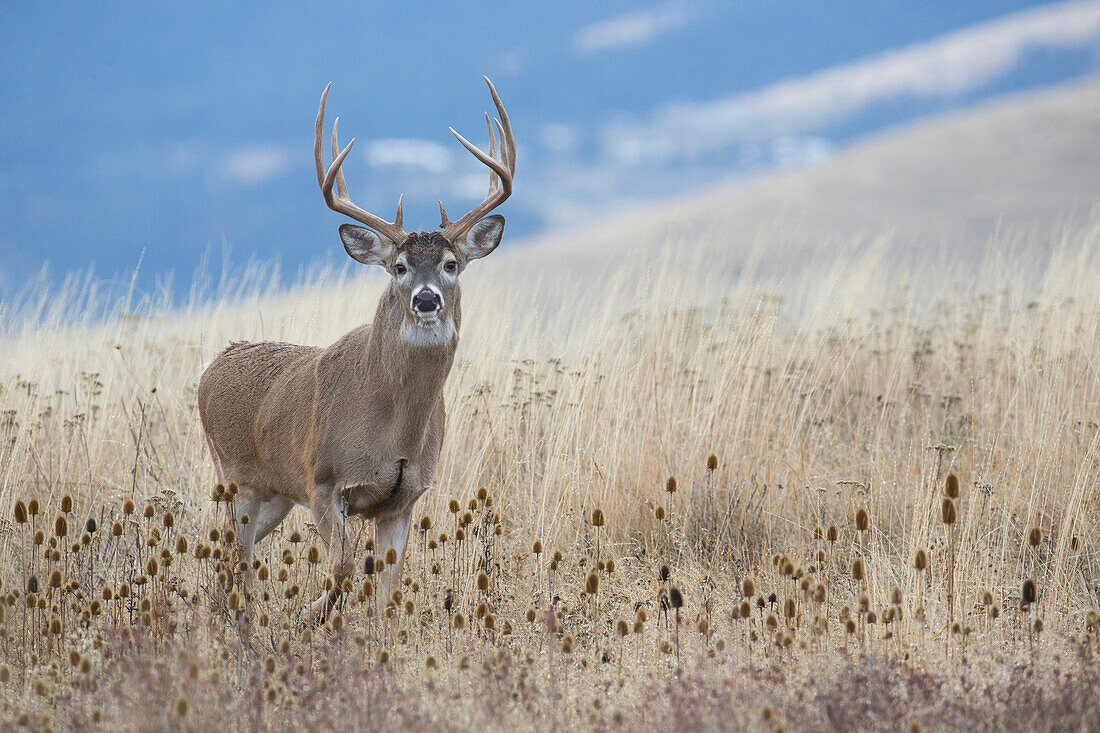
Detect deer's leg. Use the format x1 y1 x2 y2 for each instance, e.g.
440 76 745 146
249 496 295 547
306 486 355 621
233 495 262 569
374 510 413 606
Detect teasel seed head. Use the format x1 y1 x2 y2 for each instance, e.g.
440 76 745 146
1028 526 1042 547
665 476 677 494
13 500 27 524
585 571 600 595
742 577 756 597
1022 578 1037 605
591 508 605 527
851 557 865 581
890 586 903 605
707 454 719 471
914 547 929 571
669 586 683 609
561 634 574 653
941 498 957 525
654 505 666 520
477 571 490 591
54 515 68 538
944 473 960 499
826 524 838 543
855 507 869 532
123 499 135 515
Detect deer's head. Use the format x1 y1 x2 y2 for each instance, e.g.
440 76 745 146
314 78 515 341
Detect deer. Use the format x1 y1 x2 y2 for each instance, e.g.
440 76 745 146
197 77 515 620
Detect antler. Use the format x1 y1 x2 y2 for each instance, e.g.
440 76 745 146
439 76 516 241
314 83 407 244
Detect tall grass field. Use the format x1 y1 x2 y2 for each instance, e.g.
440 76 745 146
1 223 1099 730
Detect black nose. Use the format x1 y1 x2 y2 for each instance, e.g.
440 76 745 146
413 290 441 313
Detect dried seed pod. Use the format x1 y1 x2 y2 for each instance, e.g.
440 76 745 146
944 473 960 499
941 498 957 525
742 577 756 597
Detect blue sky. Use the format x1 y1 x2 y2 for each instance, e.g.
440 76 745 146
1 1 1098 298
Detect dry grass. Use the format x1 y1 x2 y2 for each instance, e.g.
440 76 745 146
0 224 1099 731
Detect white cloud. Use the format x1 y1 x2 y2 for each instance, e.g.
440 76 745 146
494 48 529 77
539 122 581 156
221 145 292 185
603 0 1100 163
574 2 698 55
365 138 451 174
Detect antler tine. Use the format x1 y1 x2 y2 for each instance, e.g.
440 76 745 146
315 83 334 188
314 83 407 244
485 112 500 192
485 75 515 169
440 77 516 241
330 117 349 200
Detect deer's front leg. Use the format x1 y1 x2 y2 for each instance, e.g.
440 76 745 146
306 485 356 621
374 510 412 607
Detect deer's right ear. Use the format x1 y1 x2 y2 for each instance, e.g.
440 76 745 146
340 224 393 266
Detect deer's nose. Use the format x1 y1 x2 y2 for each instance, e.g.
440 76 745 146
413 289 442 313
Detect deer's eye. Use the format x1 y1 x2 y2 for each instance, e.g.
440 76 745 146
394 263 407 275
444 261 457 274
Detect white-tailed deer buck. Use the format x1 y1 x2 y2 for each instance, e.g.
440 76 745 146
198 77 515 619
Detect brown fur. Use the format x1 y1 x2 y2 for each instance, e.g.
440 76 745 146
197 230 476 618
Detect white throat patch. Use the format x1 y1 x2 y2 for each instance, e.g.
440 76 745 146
402 318 456 347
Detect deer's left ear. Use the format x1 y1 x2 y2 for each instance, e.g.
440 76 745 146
458 215 505 261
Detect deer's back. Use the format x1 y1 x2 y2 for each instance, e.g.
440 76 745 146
198 340 322 500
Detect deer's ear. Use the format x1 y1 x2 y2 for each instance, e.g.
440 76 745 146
340 224 393 265
458 215 505 261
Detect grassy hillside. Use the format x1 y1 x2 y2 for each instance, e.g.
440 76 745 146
0 216 1099 728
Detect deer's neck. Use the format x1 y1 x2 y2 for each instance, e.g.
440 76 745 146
357 283 459 440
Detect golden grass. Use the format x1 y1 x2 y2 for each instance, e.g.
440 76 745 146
0 224 1099 730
